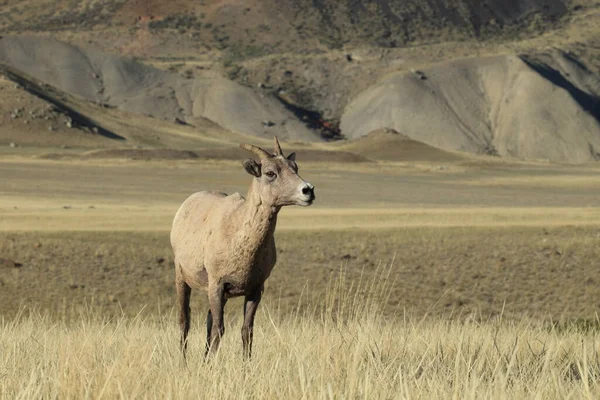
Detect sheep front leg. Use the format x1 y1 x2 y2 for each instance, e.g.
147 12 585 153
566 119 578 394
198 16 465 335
206 283 226 356
205 309 212 357
242 287 262 359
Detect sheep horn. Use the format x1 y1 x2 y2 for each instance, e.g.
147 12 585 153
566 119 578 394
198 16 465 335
273 136 283 156
240 143 271 159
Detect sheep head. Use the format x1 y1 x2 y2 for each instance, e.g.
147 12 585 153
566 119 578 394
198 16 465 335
240 137 315 207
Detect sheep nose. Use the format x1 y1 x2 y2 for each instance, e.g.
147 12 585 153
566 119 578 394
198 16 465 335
302 183 315 199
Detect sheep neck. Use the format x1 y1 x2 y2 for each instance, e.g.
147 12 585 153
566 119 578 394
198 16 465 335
236 179 279 256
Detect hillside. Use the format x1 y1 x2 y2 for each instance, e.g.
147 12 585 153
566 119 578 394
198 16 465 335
1 1 600 163
341 51 600 162
0 0 574 49
0 36 320 142
3 34 600 162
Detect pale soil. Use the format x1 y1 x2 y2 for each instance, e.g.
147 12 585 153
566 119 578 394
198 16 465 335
1 156 600 323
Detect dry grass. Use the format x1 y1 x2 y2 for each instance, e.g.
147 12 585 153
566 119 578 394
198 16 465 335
3 206 600 232
2 273 600 399
2 157 600 321
2 157 600 232
2 157 600 398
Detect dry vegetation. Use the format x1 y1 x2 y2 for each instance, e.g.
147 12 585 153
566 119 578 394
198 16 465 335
0 154 599 397
2 1 600 397
1 275 600 399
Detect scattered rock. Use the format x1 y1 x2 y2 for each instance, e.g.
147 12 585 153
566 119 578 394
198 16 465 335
156 257 165 264
341 254 353 260
262 120 275 127
48 126 54 131
88 205 95 209
346 54 353 62
34 242 42 249
10 108 24 119
411 69 427 80
174 117 187 125
9 142 16 148
63 205 72 209
0 259 23 268
284 70 293 78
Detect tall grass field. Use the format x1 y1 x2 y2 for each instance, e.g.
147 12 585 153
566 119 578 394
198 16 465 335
1 268 599 399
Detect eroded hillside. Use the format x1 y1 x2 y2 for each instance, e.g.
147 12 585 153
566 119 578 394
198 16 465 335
1 1 600 162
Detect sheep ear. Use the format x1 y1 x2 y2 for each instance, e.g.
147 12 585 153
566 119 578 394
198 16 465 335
243 159 261 177
287 152 296 161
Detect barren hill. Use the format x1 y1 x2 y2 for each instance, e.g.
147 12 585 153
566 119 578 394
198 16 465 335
0 36 320 142
334 129 466 163
1 1 600 163
3 34 600 162
341 51 600 163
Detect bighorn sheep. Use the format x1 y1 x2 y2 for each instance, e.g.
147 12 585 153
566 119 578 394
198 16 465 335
171 137 315 359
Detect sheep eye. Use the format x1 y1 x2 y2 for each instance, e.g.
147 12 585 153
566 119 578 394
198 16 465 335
265 171 276 178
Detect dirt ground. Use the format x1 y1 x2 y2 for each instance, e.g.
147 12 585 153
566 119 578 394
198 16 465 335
1 154 599 323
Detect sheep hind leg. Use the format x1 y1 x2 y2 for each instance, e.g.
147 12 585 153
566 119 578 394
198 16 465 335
206 283 226 357
242 287 262 359
176 276 192 359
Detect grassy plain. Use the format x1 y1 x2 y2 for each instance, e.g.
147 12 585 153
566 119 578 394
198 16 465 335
2 296 600 399
1 154 600 398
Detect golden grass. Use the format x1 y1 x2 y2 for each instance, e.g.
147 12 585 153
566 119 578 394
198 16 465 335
455 175 600 188
2 273 600 399
2 206 600 232
2 158 600 397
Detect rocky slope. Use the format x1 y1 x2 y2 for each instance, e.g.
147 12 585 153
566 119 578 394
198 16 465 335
2 1 600 163
0 36 320 142
341 51 600 162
